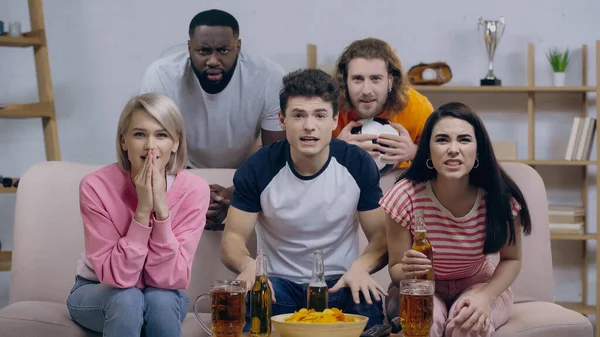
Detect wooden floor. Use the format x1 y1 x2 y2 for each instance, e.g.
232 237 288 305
0 252 11 272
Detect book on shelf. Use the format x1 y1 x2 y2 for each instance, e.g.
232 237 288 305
549 205 585 216
549 214 585 223
565 117 596 161
549 205 585 223
550 223 585 235
548 205 585 235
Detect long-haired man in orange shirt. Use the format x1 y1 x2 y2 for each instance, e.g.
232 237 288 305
333 38 434 173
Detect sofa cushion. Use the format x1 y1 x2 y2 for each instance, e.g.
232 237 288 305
0 301 99 337
495 302 592 337
0 301 218 337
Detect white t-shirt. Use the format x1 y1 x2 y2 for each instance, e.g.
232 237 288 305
231 139 383 284
140 51 285 169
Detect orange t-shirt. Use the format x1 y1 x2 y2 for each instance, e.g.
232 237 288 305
333 87 434 168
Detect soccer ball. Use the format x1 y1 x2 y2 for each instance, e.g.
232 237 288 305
350 117 400 174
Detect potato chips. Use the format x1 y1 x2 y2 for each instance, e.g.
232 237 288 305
284 308 360 324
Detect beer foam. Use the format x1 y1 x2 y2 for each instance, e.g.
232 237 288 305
214 285 245 295
308 282 327 287
400 288 434 296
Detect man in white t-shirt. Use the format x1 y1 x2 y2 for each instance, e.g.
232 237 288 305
141 9 286 229
221 69 388 331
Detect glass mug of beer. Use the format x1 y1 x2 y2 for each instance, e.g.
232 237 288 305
400 279 435 337
194 280 247 337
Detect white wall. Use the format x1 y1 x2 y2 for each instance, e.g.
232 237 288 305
1 0 599 309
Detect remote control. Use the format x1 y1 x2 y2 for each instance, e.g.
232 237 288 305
360 324 392 337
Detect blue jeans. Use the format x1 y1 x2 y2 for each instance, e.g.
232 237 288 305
243 276 384 331
66 276 189 337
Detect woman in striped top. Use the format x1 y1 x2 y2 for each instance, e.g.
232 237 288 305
381 102 531 336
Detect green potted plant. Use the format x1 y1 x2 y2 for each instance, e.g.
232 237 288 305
546 47 570 86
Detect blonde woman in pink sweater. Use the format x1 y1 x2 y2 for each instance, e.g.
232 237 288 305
66 93 210 337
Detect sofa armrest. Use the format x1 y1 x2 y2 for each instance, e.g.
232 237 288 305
495 302 592 337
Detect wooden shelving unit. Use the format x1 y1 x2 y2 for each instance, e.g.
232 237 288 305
551 233 597 241
0 0 60 175
0 31 43 48
0 0 61 162
0 186 17 194
501 160 596 166
0 252 11 272
0 102 54 118
417 41 600 331
0 0 61 268
412 85 597 93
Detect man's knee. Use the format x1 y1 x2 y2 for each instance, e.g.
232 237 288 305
342 291 384 328
269 277 301 309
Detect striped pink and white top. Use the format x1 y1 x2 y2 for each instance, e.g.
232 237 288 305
380 179 521 280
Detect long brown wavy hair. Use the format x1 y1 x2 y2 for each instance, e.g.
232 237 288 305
334 38 409 117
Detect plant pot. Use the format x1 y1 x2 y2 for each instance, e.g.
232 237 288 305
553 72 566 86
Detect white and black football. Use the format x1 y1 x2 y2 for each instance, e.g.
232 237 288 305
351 117 400 174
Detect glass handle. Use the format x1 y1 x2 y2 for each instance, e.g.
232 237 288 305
193 293 213 336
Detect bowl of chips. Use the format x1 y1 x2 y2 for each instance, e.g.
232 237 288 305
271 308 368 337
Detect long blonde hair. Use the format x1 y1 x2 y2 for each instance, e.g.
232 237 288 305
334 38 409 116
116 93 187 174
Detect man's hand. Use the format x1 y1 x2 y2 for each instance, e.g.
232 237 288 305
206 184 233 230
376 123 417 163
329 265 388 305
236 259 276 302
337 121 380 157
236 259 257 291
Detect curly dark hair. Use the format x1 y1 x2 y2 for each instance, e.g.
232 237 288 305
189 9 239 37
279 68 340 116
334 38 409 116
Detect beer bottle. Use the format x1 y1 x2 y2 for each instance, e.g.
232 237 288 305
412 210 434 281
250 252 272 337
307 249 328 311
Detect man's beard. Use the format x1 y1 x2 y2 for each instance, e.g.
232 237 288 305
191 56 238 94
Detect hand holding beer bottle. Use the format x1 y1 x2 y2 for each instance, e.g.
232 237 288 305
236 258 276 303
401 210 434 279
